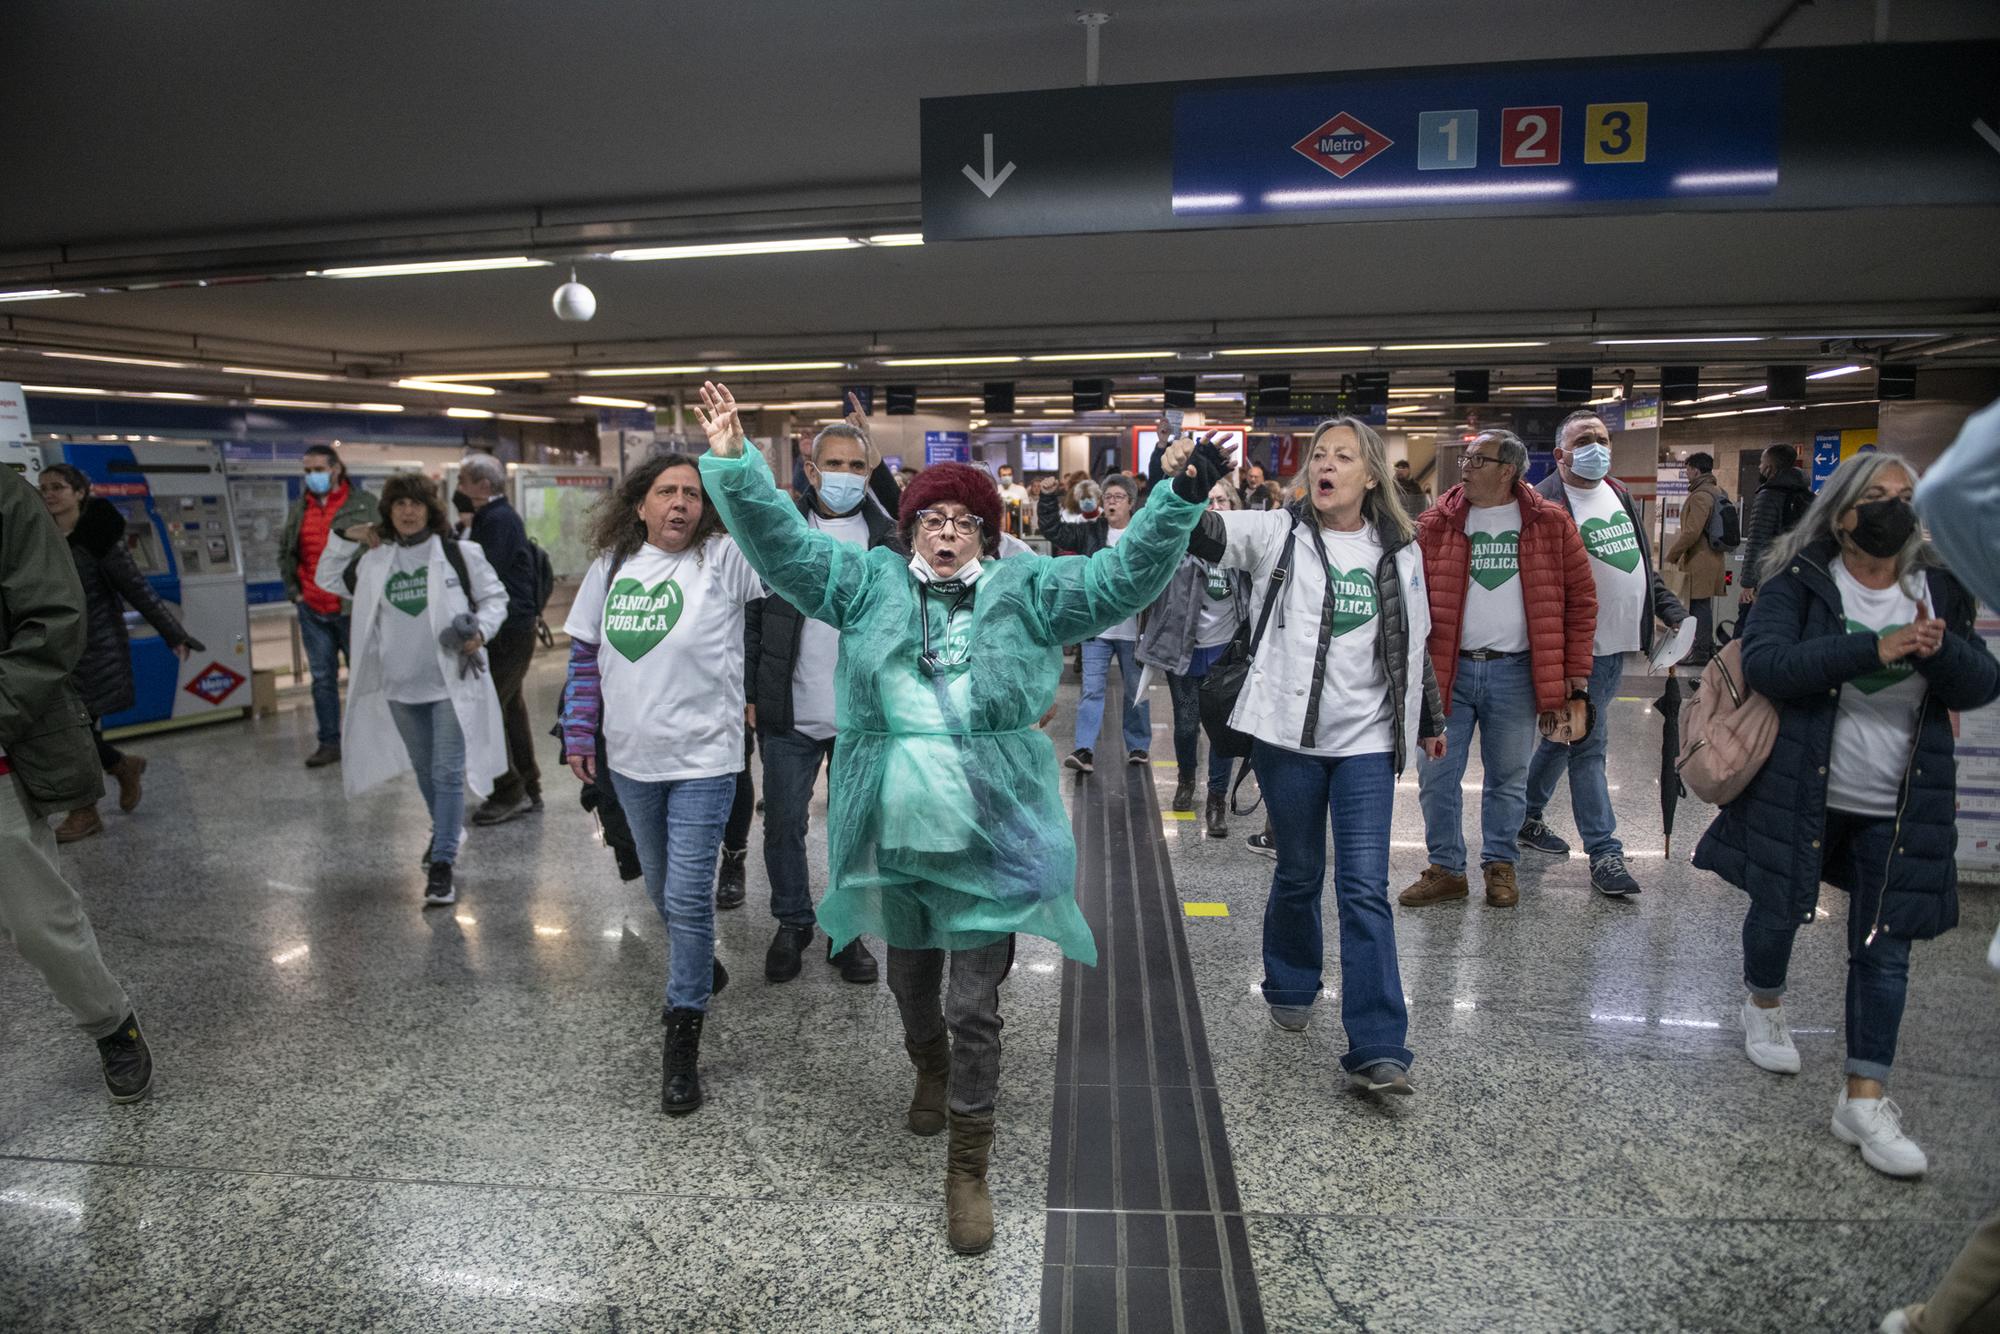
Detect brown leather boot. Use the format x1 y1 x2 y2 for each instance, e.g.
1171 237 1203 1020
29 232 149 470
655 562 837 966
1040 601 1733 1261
1398 864 1469 906
55 807 104 843
1483 861 1519 907
906 1034 950 1137
110 754 148 813
945 1111 995 1255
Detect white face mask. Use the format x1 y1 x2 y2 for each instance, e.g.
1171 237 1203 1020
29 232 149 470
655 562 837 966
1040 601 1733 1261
909 553 983 587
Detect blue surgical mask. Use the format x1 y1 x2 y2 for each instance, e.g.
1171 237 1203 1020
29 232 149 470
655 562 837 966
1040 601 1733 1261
303 471 332 495
816 471 867 514
1570 443 1611 480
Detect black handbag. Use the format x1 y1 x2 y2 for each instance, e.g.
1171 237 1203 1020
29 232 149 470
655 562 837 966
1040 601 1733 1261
1199 530 1297 759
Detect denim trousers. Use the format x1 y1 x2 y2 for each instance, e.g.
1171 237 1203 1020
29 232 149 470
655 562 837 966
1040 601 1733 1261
1251 742 1412 1074
387 699 467 865
1741 808 1914 1083
610 770 737 1012
1523 651 1626 859
1417 651 1539 873
1167 642 1234 794
297 603 350 747
760 726 835 927
1076 636 1150 755
886 936 1014 1116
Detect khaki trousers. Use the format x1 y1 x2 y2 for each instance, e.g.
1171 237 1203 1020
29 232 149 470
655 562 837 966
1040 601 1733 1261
0 777 130 1039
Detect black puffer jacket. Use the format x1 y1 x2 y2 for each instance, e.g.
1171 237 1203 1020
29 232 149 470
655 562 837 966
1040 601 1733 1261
1692 538 2000 939
1036 488 1109 556
67 497 193 717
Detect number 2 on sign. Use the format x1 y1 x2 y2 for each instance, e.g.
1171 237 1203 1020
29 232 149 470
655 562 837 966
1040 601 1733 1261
1584 102 1648 163
1501 106 1562 166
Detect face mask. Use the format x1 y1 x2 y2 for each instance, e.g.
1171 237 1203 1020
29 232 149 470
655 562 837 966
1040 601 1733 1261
909 552 982 590
1569 443 1611 480
816 471 867 514
1079 498 1099 516
1845 497 1917 558
451 488 476 513
303 471 332 495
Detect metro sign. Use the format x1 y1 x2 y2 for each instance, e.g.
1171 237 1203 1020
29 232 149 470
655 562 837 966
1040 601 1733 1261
185 661 246 706
1293 112 1393 178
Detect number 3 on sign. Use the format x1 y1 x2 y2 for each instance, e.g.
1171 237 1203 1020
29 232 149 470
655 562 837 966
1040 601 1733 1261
1500 106 1562 166
1585 102 1649 163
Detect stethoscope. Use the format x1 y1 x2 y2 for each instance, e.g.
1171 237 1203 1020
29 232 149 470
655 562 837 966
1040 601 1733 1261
917 579 975 676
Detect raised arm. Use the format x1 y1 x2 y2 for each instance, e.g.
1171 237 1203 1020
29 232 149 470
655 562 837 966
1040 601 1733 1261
695 381 875 630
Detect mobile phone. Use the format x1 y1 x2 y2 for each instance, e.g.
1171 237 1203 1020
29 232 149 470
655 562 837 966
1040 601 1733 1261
1163 407 1185 440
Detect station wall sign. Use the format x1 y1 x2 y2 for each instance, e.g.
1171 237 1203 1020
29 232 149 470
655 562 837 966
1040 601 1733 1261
924 430 970 465
920 42 2000 239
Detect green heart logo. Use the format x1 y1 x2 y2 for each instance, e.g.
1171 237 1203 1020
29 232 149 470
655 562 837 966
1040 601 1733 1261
604 577 685 662
1326 566 1377 638
385 567 428 617
1579 513 1642 574
1846 617 1915 694
1204 568 1233 602
1469 531 1520 591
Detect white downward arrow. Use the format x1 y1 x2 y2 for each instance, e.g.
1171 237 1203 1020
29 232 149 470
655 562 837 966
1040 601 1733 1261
961 133 1017 198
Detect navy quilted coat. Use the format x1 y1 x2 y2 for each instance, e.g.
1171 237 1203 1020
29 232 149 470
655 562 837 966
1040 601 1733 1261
1692 537 2000 939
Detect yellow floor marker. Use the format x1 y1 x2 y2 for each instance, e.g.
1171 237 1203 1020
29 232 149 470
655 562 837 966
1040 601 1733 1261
1183 902 1229 917
1164 811 1197 821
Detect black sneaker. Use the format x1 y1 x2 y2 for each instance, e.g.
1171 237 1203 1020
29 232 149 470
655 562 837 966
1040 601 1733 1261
96 1014 153 1104
1591 853 1643 897
1204 792 1229 839
662 1008 705 1115
423 861 457 906
1347 1061 1414 1096
1064 748 1095 774
715 848 747 910
304 744 341 769
765 923 813 982
828 938 879 985
1518 819 1571 856
1127 749 1149 766
526 792 544 814
1246 830 1277 859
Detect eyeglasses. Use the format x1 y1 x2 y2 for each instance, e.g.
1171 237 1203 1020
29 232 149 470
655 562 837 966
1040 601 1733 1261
916 510 985 537
1461 453 1505 471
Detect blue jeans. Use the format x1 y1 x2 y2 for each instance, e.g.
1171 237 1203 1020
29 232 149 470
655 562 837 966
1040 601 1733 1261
1523 652 1625 859
1167 643 1234 794
1741 808 1913 1083
760 727 835 928
1076 637 1150 755
387 700 466 865
610 770 737 1012
1252 742 1411 1074
1417 651 1539 874
297 603 350 746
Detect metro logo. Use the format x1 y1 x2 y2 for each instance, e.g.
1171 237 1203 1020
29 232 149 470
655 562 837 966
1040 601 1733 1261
185 661 246 705
1292 112 1393 179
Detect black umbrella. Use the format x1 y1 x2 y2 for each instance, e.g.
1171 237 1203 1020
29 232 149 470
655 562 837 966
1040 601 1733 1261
1656 673 1684 858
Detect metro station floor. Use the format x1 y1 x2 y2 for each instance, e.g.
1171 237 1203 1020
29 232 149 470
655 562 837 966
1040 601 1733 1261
3 654 1995 1333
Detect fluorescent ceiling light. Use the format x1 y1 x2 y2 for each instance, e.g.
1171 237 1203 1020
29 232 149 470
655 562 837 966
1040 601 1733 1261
0 290 83 303
144 391 205 401
248 398 404 413
758 399 844 410
21 384 110 395
446 407 496 419
573 394 652 409
1380 341 1548 351
713 360 848 373
1495 384 1558 392
43 351 191 369
1730 384 1769 397
580 364 711 377
1594 336 1765 346
497 412 558 423
865 233 925 246
607 237 860 261
1385 405 1429 415
1807 364 1866 380
347 403 405 413
920 396 983 405
396 378 499 396
312 257 550 279
1216 345 1374 356
878 355 1024 367
412 370 552 382
222 365 343 382
1026 351 1177 362
1388 387 1451 397
1195 392 1244 402
250 398 324 408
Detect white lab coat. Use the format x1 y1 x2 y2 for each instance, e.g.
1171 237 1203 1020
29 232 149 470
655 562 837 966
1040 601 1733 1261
314 531 508 800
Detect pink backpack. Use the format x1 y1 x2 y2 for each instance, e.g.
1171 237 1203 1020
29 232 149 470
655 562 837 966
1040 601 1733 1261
1677 638 1779 806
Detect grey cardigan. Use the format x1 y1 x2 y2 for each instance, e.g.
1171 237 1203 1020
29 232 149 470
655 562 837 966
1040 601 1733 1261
1136 555 1249 675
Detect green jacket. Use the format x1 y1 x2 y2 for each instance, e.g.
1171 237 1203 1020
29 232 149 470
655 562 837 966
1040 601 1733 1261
279 481 380 603
0 466 104 815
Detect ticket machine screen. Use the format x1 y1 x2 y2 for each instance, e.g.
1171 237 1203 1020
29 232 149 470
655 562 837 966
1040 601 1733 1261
165 493 235 574
111 499 171 575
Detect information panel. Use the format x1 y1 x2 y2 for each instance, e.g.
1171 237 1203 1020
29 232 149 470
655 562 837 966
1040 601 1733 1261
519 471 613 580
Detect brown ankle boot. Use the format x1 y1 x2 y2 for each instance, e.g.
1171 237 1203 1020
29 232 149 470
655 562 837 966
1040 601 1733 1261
1483 861 1519 907
110 754 148 813
945 1111 995 1255
906 1035 950 1137
55 807 104 843
1398 863 1469 906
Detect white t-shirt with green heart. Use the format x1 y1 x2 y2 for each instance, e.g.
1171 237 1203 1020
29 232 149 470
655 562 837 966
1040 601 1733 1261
1301 525 1394 756
1565 482 1647 655
379 542 448 704
1826 558 1927 818
565 536 765 783
1459 500 1529 653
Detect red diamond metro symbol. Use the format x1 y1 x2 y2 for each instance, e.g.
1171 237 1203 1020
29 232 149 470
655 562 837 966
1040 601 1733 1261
1292 112 1393 179
184 661 246 706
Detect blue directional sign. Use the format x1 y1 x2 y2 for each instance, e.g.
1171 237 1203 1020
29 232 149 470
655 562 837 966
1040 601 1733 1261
924 431 970 465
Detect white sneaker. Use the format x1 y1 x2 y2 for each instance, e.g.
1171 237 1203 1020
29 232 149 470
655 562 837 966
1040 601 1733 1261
1832 1091 1928 1178
1878 1307 1917 1333
1741 999 1801 1074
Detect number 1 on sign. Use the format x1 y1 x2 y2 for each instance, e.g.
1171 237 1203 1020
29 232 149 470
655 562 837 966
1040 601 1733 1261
1417 109 1478 170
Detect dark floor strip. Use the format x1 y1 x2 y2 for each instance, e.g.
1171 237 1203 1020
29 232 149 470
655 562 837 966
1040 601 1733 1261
1040 763 1266 1334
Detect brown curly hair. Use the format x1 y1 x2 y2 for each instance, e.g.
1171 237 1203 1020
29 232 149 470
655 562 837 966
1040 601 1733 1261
377 472 451 536
586 453 723 566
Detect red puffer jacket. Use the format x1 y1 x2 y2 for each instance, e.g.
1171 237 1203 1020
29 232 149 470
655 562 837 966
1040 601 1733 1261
1418 480 1596 714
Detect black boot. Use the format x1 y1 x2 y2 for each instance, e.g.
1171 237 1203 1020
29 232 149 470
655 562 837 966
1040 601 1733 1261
765 923 813 982
1172 773 1197 812
661 1008 705 1115
96 1014 153 1104
828 938 879 984
1204 792 1229 839
715 848 747 910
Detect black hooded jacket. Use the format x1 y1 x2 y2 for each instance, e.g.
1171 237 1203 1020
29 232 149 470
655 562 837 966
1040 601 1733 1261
66 497 192 718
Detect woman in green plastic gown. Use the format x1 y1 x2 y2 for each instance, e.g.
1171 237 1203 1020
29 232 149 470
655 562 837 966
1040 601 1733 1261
695 381 1228 1256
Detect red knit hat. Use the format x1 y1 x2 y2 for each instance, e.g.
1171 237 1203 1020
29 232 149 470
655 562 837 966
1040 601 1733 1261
898 463 1004 556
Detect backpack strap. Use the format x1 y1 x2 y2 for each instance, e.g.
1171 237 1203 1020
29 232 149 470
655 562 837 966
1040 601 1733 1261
1243 528 1299 660
440 536 477 611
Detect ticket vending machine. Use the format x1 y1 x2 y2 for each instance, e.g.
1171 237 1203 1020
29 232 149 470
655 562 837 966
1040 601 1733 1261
50 442 253 733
